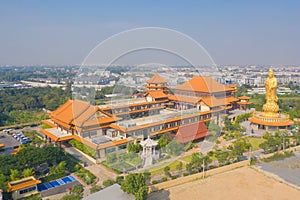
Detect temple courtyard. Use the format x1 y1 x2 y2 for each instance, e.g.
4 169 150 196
148 166 300 200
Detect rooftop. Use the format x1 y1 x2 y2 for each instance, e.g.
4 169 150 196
117 108 200 128
146 73 168 83
8 176 41 192
83 184 134 200
174 76 234 93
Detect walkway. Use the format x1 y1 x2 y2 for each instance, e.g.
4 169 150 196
85 164 117 186
64 146 95 166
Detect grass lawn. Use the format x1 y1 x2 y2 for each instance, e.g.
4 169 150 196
148 160 186 176
247 137 266 150
179 155 193 163
279 96 300 100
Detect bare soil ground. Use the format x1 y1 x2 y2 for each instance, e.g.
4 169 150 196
148 166 300 200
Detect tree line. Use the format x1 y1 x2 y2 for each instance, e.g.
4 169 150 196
0 87 69 126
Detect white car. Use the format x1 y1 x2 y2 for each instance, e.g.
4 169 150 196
3 129 13 133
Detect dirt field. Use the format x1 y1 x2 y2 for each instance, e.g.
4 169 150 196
148 167 300 200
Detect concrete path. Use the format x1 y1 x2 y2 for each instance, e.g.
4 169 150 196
85 164 117 186
64 147 95 166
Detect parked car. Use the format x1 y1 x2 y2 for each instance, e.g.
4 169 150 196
20 139 32 144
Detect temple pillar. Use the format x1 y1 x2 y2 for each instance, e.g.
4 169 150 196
97 149 100 159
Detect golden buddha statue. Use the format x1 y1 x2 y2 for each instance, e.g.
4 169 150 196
262 69 279 118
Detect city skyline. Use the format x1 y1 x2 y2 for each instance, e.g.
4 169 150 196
0 1 300 65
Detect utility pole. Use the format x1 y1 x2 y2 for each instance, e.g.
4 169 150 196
202 159 205 179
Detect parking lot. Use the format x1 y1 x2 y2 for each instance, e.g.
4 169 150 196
0 131 20 155
257 150 300 188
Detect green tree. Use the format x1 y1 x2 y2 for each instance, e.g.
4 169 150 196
127 143 142 153
158 135 169 151
166 140 183 156
176 162 183 175
186 163 193 174
121 173 148 200
164 166 171 177
51 161 66 174
23 168 34 178
10 169 20 181
135 186 148 200
215 150 229 165
190 153 202 170
0 173 7 191
230 139 252 159
65 81 72 99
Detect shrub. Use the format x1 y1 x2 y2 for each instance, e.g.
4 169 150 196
171 175 177 180
161 177 167 182
184 142 195 152
75 168 96 185
116 176 124 185
207 151 214 157
90 183 102 194
103 179 115 187
71 184 84 195
69 139 96 159
218 163 223 167
152 180 158 184
40 172 66 182
183 173 189 176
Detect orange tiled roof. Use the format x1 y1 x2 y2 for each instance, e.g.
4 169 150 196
109 124 126 132
41 120 57 128
168 94 201 104
8 176 41 192
40 129 74 142
145 90 168 99
238 95 251 100
229 84 237 87
50 99 92 124
0 143 4 148
81 116 121 127
50 99 115 130
146 73 168 83
174 76 233 93
225 96 239 104
176 121 210 143
237 101 252 105
201 96 226 107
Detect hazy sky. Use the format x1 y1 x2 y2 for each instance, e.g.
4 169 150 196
0 0 299 66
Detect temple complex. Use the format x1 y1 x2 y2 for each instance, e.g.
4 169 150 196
40 73 238 162
249 69 294 131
